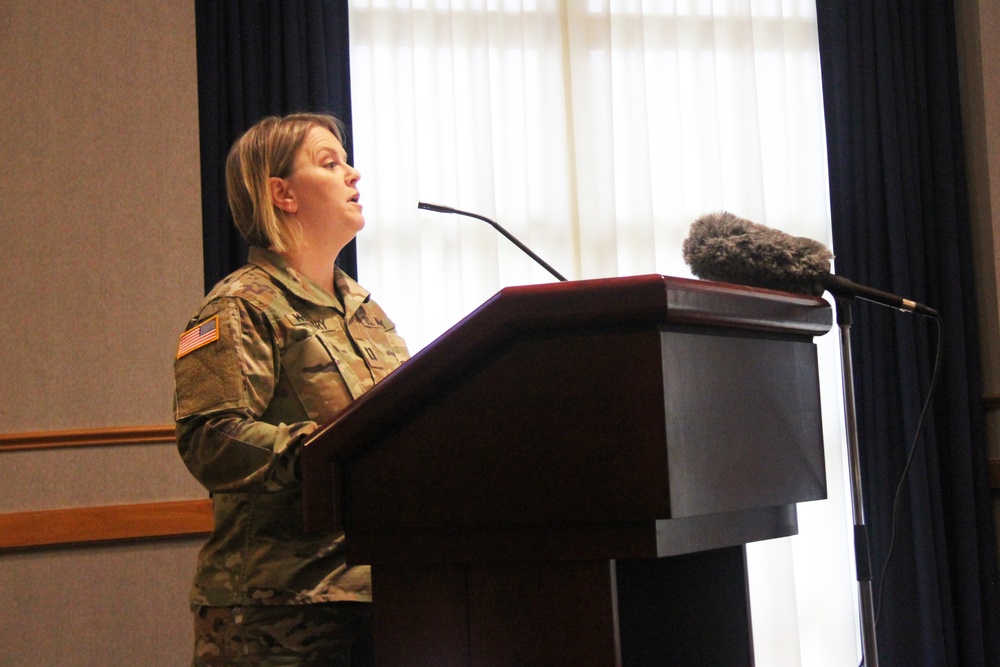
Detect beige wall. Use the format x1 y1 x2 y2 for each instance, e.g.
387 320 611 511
0 0 203 430
0 1 206 665
955 0 1000 554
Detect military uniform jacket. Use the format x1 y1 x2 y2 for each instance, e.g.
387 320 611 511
173 247 409 608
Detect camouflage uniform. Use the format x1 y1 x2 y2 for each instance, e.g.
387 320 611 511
191 603 373 666
174 247 409 665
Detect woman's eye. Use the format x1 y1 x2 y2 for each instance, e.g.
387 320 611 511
324 162 338 170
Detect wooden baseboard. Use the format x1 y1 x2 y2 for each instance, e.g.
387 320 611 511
0 498 213 552
0 424 175 452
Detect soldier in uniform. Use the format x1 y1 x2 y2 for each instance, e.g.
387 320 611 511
173 113 409 666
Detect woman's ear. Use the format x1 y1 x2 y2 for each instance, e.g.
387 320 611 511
268 176 298 213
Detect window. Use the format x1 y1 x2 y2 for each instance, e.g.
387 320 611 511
349 2 857 663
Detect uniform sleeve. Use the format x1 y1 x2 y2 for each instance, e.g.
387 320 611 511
173 297 317 494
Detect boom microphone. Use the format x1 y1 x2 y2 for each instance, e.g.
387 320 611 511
682 211 938 317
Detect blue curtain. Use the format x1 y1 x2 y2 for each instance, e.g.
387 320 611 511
816 1 1000 664
195 0 356 292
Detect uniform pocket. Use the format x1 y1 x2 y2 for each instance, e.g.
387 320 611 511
281 332 363 423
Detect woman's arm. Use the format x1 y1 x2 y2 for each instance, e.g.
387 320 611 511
173 297 317 494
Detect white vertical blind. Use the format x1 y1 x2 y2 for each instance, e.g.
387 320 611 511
348 1 860 664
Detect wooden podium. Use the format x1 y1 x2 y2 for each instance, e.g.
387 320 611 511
303 275 832 666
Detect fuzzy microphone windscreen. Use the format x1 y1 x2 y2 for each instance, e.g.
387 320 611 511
682 211 833 296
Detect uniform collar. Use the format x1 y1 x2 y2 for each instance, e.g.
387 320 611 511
247 247 370 317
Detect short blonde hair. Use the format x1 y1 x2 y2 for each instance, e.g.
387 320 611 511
225 113 346 252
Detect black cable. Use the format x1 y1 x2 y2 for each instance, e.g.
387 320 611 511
872 312 944 627
857 310 944 667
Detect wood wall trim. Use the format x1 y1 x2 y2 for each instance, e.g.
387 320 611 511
985 395 1000 412
0 499 212 552
0 424 175 453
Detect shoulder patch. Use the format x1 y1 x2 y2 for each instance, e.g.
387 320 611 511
177 316 220 358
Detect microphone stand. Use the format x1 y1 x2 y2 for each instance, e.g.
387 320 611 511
835 296 879 667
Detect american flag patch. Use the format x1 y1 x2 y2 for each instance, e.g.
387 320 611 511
177 316 220 359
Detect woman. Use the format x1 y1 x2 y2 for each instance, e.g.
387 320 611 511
173 113 409 666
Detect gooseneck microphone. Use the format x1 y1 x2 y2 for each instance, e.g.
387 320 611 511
418 202 568 282
682 211 938 317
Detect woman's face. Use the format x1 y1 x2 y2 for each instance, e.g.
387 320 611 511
280 125 364 252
